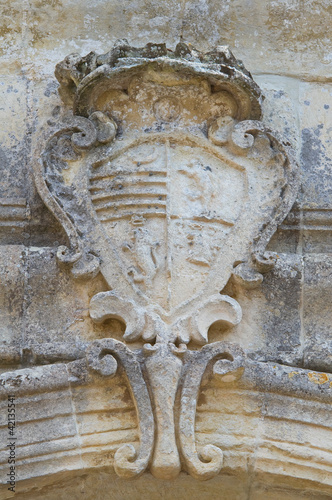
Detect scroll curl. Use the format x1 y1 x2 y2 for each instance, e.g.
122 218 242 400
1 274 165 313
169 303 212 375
86 339 154 478
179 342 245 480
33 113 116 278
230 120 299 268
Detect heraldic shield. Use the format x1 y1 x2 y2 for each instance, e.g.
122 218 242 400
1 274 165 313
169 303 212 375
33 42 298 480
89 134 246 313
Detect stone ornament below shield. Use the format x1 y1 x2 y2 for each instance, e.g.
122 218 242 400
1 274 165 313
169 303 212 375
32 41 299 480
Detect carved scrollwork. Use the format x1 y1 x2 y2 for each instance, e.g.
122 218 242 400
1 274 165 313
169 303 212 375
208 116 299 286
32 41 299 481
86 339 154 478
230 119 299 265
192 294 242 344
232 262 264 289
33 112 117 279
89 291 146 341
179 342 245 480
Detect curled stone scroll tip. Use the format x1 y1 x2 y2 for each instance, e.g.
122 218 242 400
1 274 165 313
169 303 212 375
187 444 224 481
114 444 147 479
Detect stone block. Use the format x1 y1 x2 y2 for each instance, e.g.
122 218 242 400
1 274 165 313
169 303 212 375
299 82 332 208
0 246 25 348
303 254 332 371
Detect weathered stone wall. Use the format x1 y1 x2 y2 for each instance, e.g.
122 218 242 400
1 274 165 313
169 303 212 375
0 1 331 499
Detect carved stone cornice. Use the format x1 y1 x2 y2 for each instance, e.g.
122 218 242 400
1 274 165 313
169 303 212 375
31 41 299 480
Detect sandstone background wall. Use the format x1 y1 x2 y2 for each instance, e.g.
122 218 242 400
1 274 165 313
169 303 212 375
0 1 331 499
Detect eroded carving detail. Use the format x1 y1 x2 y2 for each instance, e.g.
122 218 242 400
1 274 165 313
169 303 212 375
33 41 299 480
86 339 154 478
144 342 183 479
179 342 245 480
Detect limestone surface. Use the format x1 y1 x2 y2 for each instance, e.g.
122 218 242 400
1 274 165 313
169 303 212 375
0 2 331 499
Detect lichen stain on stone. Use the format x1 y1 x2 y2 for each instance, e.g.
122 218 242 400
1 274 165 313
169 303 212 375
288 371 299 379
300 127 332 203
307 372 330 385
30 0 64 45
0 7 21 37
267 1 332 49
121 385 133 405
34 0 62 8
197 391 207 407
301 127 324 165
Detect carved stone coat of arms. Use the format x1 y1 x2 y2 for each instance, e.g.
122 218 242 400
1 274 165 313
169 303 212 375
33 41 298 480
